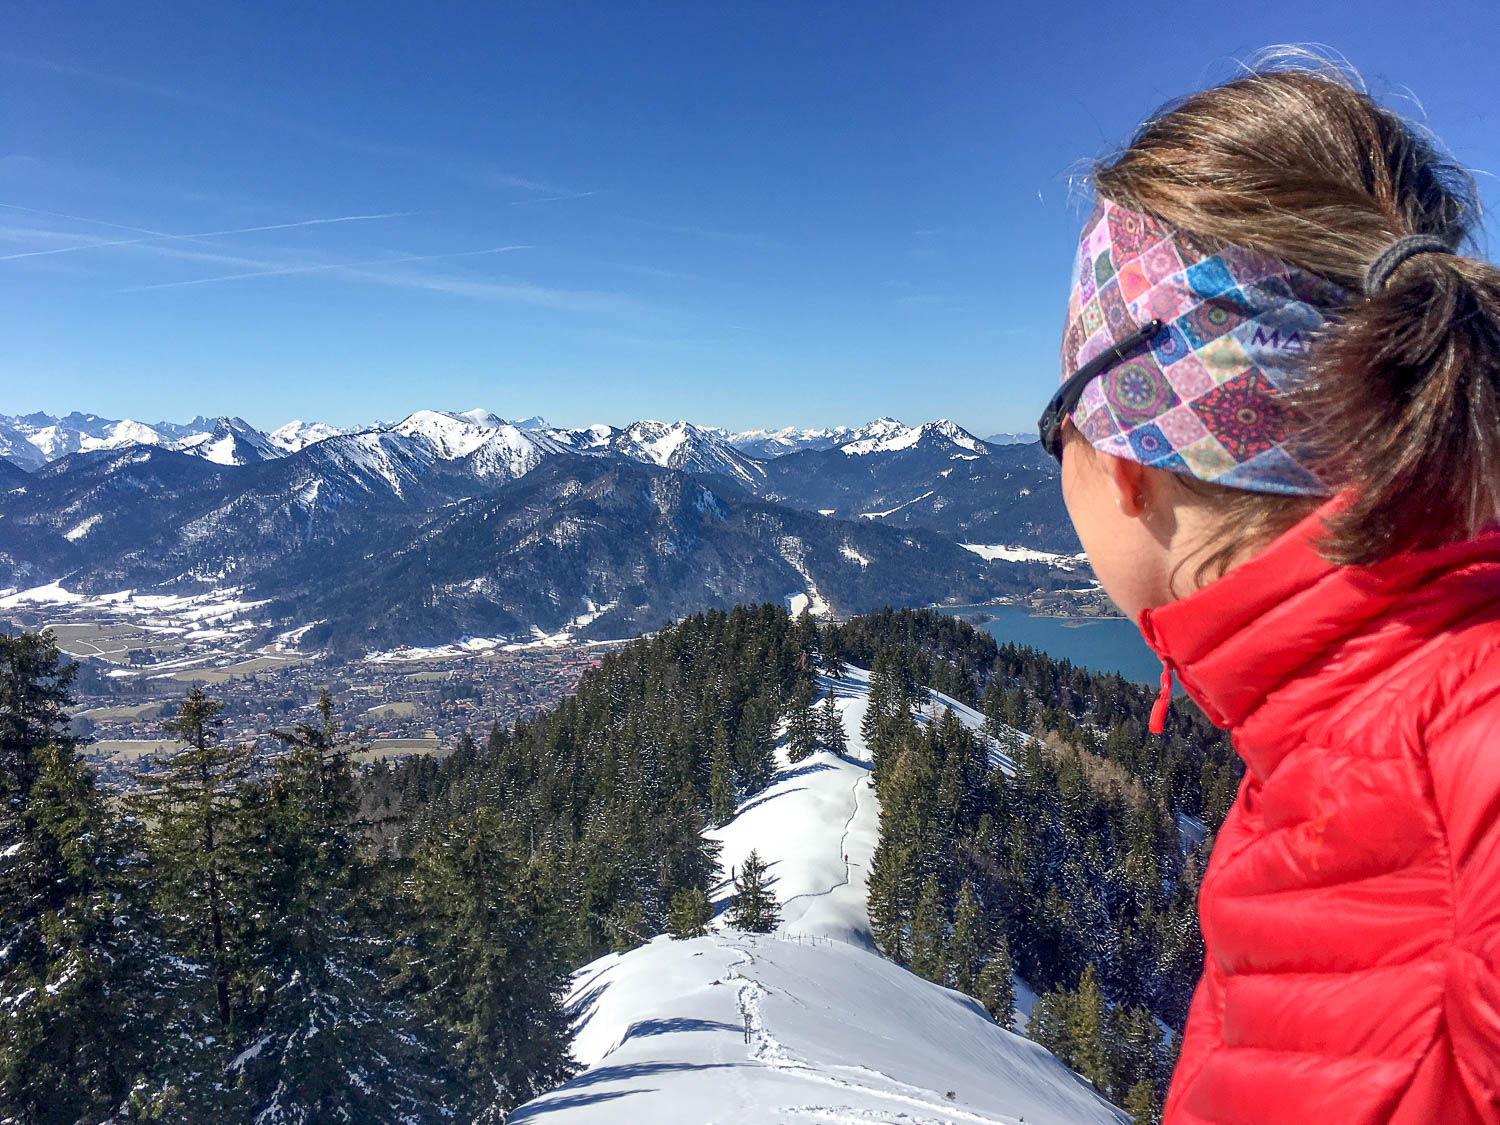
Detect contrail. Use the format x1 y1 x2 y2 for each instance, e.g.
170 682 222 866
119 244 532 292
0 201 171 237
0 211 415 261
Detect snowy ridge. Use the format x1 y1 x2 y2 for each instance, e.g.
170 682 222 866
604 420 767 484
268 420 344 454
511 668 1123 1124
841 419 989 457
959 544 1085 568
725 425 856 457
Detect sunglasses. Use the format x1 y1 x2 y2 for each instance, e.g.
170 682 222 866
1036 318 1163 462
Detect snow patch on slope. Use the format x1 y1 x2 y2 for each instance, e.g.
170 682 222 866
960 544 1086 568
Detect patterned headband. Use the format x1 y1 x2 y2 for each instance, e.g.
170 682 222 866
1060 197 1351 496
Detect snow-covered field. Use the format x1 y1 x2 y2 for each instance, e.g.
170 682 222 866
958 545 1085 568
511 668 1122 1124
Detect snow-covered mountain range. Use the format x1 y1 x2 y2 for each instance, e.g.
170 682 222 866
0 408 1074 652
0 410 1035 474
0 411 342 470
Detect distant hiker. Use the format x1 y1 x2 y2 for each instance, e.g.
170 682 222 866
1044 57 1500 1124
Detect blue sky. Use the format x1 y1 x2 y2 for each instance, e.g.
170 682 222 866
3 2 1497 435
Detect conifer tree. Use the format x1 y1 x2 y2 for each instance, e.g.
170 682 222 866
784 677 820 762
860 657 887 752
709 721 736 826
867 741 934 962
908 873 946 983
976 936 1016 1029
667 887 711 939
818 688 846 757
948 880 982 994
1026 987 1074 1064
1124 1078 1159 1125
396 809 575 1119
609 901 649 953
1069 964 1109 1091
0 634 164 1124
131 687 260 1031
238 690 443 1124
733 698 776 795
821 625 846 678
726 849 780 932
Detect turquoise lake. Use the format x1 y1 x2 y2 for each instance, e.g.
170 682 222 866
939 603 1161 685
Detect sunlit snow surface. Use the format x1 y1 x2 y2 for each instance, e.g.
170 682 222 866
511 668 1121 1125
958 545 1085 568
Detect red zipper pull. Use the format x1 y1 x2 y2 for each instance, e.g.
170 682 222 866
1149 663 1173 735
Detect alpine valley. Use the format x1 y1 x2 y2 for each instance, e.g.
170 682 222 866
0 410 1082 655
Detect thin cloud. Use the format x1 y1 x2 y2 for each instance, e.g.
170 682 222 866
120 244 532 292
510 190 600 206
0 50 200 106
0 211 414 262
348 268 640 316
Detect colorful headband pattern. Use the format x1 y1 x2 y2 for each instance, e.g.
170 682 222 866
1060 198 1351 496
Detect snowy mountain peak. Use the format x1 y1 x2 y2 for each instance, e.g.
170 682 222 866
268 419 343 454
548 423 618 451
390 410 501 459
175 416 279 465
923 418 988 452
839 417 989 456
458 408 508 429
726 424 856 458
609 420 766 483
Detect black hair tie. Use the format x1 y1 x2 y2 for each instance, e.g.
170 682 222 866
1364 235 1456 295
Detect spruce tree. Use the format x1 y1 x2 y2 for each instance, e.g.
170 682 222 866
609 901 649 954
908 874 946 983
733 699 776 795
1026 987 1074 1063
976 937 1016 1029
1068 964 1109 1091
1124 1078 1159 1125
726 849 780 932
708 721 736 827
866 742 934 963
859 658 886 753
0 634 165 1124
238 690 443 1124
130 687 260 1031
784 678 820 763
948 881 982 994
821 625 846 678
396 809 576 1119
667 887 711 939
818 689 846 757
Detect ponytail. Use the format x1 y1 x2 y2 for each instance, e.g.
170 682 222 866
1305 252 1500 563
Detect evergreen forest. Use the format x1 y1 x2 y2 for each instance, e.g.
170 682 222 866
0 605 1238 1123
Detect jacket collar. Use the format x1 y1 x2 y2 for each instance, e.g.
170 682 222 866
1138 506 1500 778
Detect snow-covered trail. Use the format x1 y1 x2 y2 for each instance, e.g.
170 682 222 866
509 666 1122 1124
517 931 1121 1125
707 669 880 947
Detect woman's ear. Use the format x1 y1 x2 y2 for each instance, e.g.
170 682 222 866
1102 450 1149 518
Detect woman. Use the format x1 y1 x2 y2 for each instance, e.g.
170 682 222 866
1041 63 1500 1123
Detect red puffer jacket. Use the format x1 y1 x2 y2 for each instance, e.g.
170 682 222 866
1139 509 1500 1125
